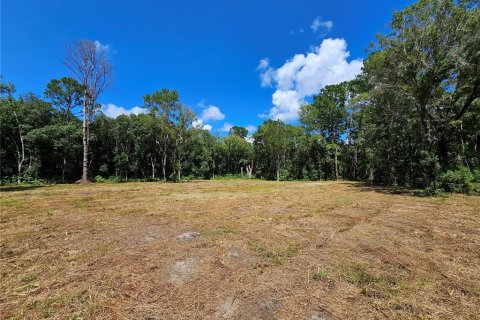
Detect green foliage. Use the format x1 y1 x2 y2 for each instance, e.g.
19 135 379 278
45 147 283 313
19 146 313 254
212 174 249 180
1 0 479 193
439 167 475 193
94 175 121 183
228 126 248 138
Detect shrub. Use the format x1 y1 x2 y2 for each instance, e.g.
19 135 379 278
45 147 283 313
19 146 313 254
473 169 480 183
94 175 121 183
438 166 474 193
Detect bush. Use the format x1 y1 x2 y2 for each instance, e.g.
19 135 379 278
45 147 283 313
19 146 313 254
94 175 121 183
438 167 474 193
212 174 250 180
473 169 480 183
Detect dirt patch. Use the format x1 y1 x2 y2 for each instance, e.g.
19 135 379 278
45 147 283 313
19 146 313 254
169 257 197 286
215 295 239 319
175 231 201 240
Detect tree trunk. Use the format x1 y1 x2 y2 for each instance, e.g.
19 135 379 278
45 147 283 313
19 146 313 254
81 91 89 182
246 161 253 178
13 112 25 184
162 139 167 181
438 134 448 170
276 154 280 182
334 147 339 180
353 147 358 180
151 156 156 179
177 161 181 181
62 156 67 182
212 158 215 179
368 167 374 182
16 147 24 184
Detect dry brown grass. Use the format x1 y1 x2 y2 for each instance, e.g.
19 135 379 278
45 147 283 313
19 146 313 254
1 180 479 319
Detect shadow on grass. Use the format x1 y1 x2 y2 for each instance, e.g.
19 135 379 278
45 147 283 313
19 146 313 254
346 181 421 197
0 185 47 193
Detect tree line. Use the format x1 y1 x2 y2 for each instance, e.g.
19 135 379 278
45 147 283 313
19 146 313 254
1 0 479 193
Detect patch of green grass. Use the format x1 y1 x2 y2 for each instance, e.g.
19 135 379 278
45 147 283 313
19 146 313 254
1 198 22 207
249 240 301 265
345 263 376 286
344 263 412 298
73 196 95 209
21 273 38 284
201 225 237 238
273 213 298 222
311 267 330 281
213 225 236 236
40 296 55 318
395 277 429 293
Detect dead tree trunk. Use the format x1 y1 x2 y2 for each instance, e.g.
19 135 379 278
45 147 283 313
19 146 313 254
64 40 112 183
151 156 156 179
246 161 253 178
81 90 88 182
13 112 25 184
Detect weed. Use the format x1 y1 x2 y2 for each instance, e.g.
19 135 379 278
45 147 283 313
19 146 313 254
21 273 37 284
311 267 330 281
345 263 376 286
249 240 301 265
41 297 55 318
213 225 236 236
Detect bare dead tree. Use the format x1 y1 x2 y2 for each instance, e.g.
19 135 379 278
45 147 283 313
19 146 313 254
13 111 25 184
246 161 254 179
64 40 113 182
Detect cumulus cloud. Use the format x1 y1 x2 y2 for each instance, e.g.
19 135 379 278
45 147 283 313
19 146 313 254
220 122 233 132
192 119 213 131
311 17 333 33
193 104 225 131
246 125 257 134
257 58 270 70
94 40 110 52
200 105 225 121
256 58 275 87
101 103 145 118
257 38 363 121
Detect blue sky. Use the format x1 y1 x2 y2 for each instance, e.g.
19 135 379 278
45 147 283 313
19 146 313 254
2 0 414 134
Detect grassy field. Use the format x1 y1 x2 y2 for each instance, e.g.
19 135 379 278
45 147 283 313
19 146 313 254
1 180 479 319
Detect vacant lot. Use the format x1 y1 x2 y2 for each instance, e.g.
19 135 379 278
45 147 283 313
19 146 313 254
1 180 479 319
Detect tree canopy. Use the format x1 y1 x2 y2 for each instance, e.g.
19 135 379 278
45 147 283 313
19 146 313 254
1 0 479 193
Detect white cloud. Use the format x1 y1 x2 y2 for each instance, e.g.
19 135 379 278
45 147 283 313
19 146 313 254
220 122 233 132
256 58 270 70
192 119 212 131
257 58 275 87
101 103 145 118
245 136 254 144
201 105 225 121
257 38 363 121
94 40 110 52
246 125 257 134
311 17 333 33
